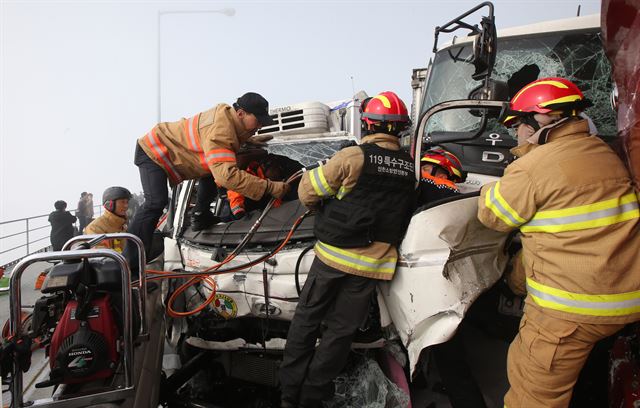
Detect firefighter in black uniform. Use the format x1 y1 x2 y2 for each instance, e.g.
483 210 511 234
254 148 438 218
279 91 416 408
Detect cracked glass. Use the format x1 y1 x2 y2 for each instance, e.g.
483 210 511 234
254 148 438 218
267 140 347 166
422 30 615 138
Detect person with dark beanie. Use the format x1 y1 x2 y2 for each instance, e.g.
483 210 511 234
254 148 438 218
48 200 77 251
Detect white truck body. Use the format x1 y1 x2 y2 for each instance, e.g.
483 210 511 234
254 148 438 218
162 95 509 377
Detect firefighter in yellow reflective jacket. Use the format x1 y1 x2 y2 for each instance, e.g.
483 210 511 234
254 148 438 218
478 77 640 408
127 92 289 263
85 186 132 252
279 92 416 408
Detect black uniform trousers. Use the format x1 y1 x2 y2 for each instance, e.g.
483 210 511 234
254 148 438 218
125 144 170 268
279 257 377 407
126 144 219 269
194 175 218 212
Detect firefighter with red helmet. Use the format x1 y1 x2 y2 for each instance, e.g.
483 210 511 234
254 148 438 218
478 77 640 407
279 92 416 408
418 147 466 205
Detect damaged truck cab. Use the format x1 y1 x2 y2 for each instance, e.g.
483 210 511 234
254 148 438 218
157 7 621 405
157 81 511 405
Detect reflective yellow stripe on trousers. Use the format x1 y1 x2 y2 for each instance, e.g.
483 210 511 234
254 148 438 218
526 278 640 317
521 192 639 233
315 241 397 274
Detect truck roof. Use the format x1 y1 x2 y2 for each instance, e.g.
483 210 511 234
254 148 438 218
438 13 600 51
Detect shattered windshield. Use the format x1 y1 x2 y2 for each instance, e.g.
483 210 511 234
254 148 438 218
422 30 616 137
267 140 347 166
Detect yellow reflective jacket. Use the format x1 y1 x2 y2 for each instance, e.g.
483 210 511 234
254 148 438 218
137 104 268 201
478 119 640 324
298 134 412 281
85 210 127 252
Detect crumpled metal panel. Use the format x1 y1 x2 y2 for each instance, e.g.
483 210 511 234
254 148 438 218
178 243 313 321
380 196 509 376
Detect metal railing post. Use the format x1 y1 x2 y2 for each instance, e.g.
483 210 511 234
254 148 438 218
26 219 30 255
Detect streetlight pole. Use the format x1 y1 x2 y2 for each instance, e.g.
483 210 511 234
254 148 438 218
157 8 236 123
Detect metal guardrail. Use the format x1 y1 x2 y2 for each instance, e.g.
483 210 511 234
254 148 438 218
0 205 103 270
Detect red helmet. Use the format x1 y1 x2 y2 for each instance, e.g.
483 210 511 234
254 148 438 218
503 77 585 127
421 148 464 182
362 91 410 126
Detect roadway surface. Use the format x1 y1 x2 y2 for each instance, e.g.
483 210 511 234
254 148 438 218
0 261 52 319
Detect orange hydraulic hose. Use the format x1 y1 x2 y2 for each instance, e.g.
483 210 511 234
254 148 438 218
165 276 217 317
161 215 304 317
144 206 309 318
145 211 308 281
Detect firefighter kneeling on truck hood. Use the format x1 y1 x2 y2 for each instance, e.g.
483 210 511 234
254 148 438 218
477 77 640 407
125 92 289 267
279 91 416 408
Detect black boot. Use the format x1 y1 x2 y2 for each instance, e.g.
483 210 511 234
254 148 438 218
190 211 219 231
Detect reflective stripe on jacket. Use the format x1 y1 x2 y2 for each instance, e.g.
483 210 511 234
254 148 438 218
84 210 127 252
478 119 640 324
137 104 268 201
298 133 415 280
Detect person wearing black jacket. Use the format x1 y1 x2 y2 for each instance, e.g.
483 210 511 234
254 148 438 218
48 200 77 251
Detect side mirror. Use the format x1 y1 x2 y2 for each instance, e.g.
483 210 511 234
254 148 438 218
472 15 497 81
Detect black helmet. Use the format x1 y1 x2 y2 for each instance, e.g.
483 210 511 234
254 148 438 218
102 186 132 212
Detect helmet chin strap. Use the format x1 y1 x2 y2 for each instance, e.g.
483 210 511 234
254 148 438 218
522 115 540 132
527 117 572 145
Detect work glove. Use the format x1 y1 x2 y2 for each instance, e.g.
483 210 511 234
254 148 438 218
266 180 290 199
